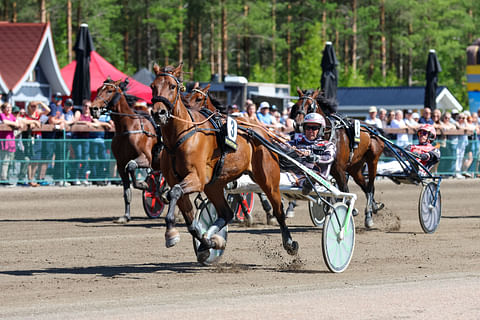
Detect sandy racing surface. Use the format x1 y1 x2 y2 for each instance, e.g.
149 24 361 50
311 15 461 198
0 179 479 319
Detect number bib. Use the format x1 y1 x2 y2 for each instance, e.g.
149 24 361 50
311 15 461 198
225 116 238 151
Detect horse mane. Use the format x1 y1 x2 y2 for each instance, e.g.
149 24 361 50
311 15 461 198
207 92 227 114
315 92 338 115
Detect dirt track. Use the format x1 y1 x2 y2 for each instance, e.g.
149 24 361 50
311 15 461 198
0 179 479 319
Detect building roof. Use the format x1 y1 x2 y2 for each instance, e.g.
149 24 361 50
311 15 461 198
0 22 69 95
61 51 152 102
337 86 463 117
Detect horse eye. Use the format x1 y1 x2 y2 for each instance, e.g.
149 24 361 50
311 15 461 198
170 84 176 90
196 98 202 102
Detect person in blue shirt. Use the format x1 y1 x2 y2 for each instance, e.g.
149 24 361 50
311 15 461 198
418 107 434 125
256 101 276 129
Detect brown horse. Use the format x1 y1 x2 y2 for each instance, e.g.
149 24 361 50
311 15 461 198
150 63 297 263
185 83 228 114
91 78 160 224
290 88 385 228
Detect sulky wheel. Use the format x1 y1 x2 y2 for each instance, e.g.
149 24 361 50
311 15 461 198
322 202 355 273
308 200 326 227
192 198 228 265
418 182 441 234
142 172 166 219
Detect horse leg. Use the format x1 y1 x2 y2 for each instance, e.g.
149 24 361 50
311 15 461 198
348 165 375 229
254 171 298 255
125 155 149 190
257 193 275 225
114 172 132 224
331 166 358 217
164 174 204 247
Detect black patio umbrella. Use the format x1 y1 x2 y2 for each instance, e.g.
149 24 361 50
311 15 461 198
320 41 339 102
424 49 442 110
71 24 95 106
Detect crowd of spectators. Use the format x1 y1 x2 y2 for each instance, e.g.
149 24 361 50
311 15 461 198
0 93 114 187
367 106 480 178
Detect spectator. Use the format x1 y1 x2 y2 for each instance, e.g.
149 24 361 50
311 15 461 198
386 110 395 128
61 98 76 186
454 112 468 178
24 101 50 187
282 102 295 134
256 101 276 129
365 106 382 128
389 110 409 147
244 101 258 122
404 109 418 144
432 109 442 129
41 92 66 186
462 113 478 177
0 102 19 185
89 110 113 186
72 99 96 185
418 107 434 124
379 108 387 128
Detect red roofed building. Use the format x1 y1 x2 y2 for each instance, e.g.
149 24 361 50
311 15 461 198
61 51 152 103
0 22 69 105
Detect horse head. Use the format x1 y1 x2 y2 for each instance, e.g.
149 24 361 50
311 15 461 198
151 63 185 125
91 78 125 118
289 87 321 132
187 83 211 111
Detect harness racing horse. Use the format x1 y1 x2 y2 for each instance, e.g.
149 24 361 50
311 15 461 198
290 88 385 228
150 63 298 263
185 83 228 114
91 78 160 224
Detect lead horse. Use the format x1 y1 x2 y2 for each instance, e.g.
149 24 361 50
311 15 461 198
150 63 298 263
91 78 160 224
290 88 385 228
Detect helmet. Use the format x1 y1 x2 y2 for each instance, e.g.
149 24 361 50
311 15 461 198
303 113 325 127
417 123 436 142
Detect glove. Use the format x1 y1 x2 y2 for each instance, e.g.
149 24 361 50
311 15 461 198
306 154 320 163
418 153 429 161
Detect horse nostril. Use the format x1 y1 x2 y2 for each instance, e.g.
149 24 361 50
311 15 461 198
159 110 167 115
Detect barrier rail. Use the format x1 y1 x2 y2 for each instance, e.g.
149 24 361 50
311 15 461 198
0 126 478 185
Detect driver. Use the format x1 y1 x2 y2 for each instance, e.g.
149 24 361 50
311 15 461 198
407 123 440 169
288 113 336 194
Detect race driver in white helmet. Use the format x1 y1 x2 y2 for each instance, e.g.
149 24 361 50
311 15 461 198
407 123 440 169
288 113 336 194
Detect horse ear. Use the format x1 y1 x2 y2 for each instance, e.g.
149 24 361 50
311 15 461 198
312 88 320 98
204 83 211 91
174 62 184 75
153 64 161 75
296 87 303 97
193 82 199 89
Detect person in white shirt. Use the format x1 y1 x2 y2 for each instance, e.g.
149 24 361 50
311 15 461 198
389 110 409 147
365 106 383 128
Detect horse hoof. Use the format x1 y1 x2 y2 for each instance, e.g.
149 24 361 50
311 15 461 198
244 213 253 227
365 214 374 229
211 234 226 250
113 216 130 224
266 213 276 225
136 181 149 190
374 202 385 214
197 248 211 264
165 229 180 248
285 241 299 256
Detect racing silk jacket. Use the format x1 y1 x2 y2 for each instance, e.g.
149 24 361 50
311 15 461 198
407 143 440 169
288 133 336 179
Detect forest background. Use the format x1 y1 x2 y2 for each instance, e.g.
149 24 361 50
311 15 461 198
1 0 478 107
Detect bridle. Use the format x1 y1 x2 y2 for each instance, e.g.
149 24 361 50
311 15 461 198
191 88 208 109
91 82 122 116
151 72 185 123
296 95 318 116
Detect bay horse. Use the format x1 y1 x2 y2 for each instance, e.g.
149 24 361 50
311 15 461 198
150 63 297 263
91 78 160 224
185 83 227 114
290 88 385 228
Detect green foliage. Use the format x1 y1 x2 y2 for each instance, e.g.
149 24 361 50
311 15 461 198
2 0 480 107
